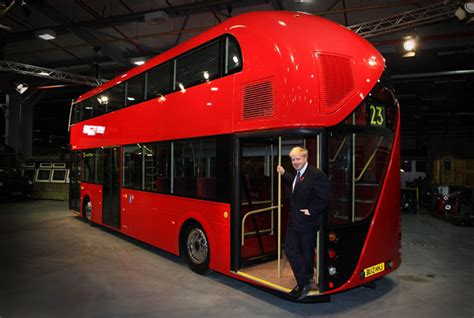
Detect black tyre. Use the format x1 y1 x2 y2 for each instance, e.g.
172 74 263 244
183 222 210 274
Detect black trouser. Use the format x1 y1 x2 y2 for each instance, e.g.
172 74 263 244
284 223 318 288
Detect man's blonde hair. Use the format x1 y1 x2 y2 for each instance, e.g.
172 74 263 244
289 147 308 158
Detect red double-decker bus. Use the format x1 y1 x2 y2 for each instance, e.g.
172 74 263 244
68 11 400 302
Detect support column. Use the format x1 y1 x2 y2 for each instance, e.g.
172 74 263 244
6 92 33 159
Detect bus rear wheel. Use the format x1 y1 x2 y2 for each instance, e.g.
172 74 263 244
82 198 95 226
183 223 210 274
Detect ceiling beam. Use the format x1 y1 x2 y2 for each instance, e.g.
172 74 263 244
3 0 268 43
348 0 458 38
0 60 105 86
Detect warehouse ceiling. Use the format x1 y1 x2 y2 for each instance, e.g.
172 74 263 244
1 0 473 144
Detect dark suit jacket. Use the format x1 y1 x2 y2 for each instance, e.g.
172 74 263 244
282 165 331 232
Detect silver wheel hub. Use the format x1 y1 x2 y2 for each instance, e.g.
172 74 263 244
85 201 92 220
187 228 208 265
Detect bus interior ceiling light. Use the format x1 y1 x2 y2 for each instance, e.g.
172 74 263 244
15 83 28 94
35 29 56 40
131 57 146 66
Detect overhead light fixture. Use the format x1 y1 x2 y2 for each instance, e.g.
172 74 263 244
35 29 56 40
38 71 51 76
15 83 28 94
402 35 417 57
455 0 474 22
131 57 146 66
403 36 416 52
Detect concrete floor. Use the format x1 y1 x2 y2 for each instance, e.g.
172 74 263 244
0 200 473 317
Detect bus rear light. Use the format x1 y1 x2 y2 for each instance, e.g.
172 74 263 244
328 249 336 259
328 266 337 276
328 232 337 242
328 281 334 289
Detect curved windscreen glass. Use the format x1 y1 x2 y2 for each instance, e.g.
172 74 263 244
327 81 398 225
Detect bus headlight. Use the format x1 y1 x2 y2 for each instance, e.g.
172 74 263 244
328 266 337 276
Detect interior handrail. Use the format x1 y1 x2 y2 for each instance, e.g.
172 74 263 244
354 136 384 183
241 200 272 206
241 205 281 246
329 137 347 164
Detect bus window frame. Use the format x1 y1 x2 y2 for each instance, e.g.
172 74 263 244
69 34 242 126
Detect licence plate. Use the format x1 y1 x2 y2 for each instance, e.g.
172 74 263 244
364 262 385 278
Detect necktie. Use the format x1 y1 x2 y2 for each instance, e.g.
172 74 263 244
293 171 301 192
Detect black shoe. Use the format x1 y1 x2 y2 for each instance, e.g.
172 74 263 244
289 285 300 297
296 282 312 301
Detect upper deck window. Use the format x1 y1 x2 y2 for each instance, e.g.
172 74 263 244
70 34 242 125
146 62 172 99
108 85 125 112
126 74 145 106
225 36 241 74
175 40 221 90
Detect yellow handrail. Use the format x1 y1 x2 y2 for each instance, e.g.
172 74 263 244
241 205 281 246
241 200 273 206
354 136 384 182
329 137 347 164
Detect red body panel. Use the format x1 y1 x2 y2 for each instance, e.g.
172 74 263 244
120 189 231 274
70 11 383 149
71 11 399 297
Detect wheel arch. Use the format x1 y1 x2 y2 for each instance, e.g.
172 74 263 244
178 215 216 269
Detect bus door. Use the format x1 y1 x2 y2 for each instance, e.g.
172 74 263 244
102 147 121 228
239 138 279 266
236 135 323 295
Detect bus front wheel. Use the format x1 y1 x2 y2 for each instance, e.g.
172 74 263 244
183 222 210 274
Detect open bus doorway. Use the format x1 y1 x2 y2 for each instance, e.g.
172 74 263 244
235 134 323 296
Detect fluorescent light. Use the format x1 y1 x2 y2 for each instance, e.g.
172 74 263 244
35 29 56 40
131 57 146 65
38 71 50 76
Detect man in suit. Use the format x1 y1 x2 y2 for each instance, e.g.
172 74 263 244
277 147 331 300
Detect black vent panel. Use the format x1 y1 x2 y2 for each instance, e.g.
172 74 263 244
242 80 275 120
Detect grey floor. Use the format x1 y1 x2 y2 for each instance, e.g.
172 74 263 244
0 200 473 317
